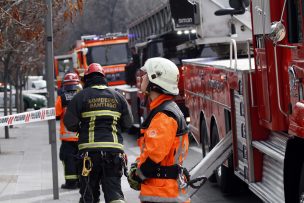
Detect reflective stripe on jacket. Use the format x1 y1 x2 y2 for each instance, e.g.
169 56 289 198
137 94 190 203
56 95 78 141
63 85 133 152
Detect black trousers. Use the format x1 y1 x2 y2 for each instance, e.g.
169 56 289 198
79 151 125 203
59 141 79 183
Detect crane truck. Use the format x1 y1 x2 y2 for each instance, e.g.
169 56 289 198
183 0 304 202
115 0 252 128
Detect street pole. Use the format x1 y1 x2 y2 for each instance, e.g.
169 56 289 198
45 0 59 199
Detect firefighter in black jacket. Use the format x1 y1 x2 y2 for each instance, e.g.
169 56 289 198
63 63 133 203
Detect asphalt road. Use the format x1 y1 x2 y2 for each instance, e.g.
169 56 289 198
123 130 262 203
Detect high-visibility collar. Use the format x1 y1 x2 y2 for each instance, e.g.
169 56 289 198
150 94 174 110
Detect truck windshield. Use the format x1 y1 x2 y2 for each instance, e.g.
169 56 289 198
86 43 129 66
147 41 164 58
57 58 73 78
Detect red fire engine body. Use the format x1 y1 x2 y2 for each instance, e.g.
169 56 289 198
184 0 304 202
54 33 130 89
74 33 130 86
75 33 130 86
116 0 252 127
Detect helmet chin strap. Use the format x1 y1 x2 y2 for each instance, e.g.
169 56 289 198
143 81 158 105
143 93 150 107
147 81 157 93
142 82 151 106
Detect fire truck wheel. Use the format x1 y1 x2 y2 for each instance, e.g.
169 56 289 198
211 124 238 194
285 137 304 202
200 119 208 157
300 162 304 203
199 118 216 183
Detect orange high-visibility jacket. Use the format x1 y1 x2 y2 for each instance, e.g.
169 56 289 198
56 96 78 141
137 94 190 203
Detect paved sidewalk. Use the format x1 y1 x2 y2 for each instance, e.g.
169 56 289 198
0 121 140 203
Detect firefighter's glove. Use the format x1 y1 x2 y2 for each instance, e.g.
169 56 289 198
127 162 141 191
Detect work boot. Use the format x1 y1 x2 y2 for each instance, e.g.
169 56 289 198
61 181 78 189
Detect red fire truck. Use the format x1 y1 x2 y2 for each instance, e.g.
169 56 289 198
116 0 197 127
74 33 130 86
115 0 251 128
184 0 304 202
54 33 130 89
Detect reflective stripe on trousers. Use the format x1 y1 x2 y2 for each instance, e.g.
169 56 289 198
139 194 190 203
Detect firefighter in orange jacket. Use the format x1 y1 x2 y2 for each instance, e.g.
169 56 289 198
56 72 81 189
128 57 190 203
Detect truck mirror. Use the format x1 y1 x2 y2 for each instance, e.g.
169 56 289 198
72 52 77 69
215 0 249 16
241 0 249 7
63 59 69 64
82 48 88 56
269 21 286 44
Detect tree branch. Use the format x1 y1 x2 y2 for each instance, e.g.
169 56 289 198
2 0 25 14
0 6 27 27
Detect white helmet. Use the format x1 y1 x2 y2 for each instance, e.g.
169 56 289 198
141 57 179 95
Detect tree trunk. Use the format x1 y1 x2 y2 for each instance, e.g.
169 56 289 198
9 83 13 129
21 73 25 112
3 52 12 139
16 68 22 113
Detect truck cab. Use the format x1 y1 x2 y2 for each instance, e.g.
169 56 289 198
75 33 130 86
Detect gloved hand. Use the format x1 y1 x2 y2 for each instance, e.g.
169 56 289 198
127 162 141 191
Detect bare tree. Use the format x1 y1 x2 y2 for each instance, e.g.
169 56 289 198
0 0 84 108
0 0 84 139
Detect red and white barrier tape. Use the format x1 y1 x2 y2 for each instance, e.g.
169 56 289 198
0 108 55 127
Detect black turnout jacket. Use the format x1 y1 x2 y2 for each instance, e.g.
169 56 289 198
63 85 133 153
